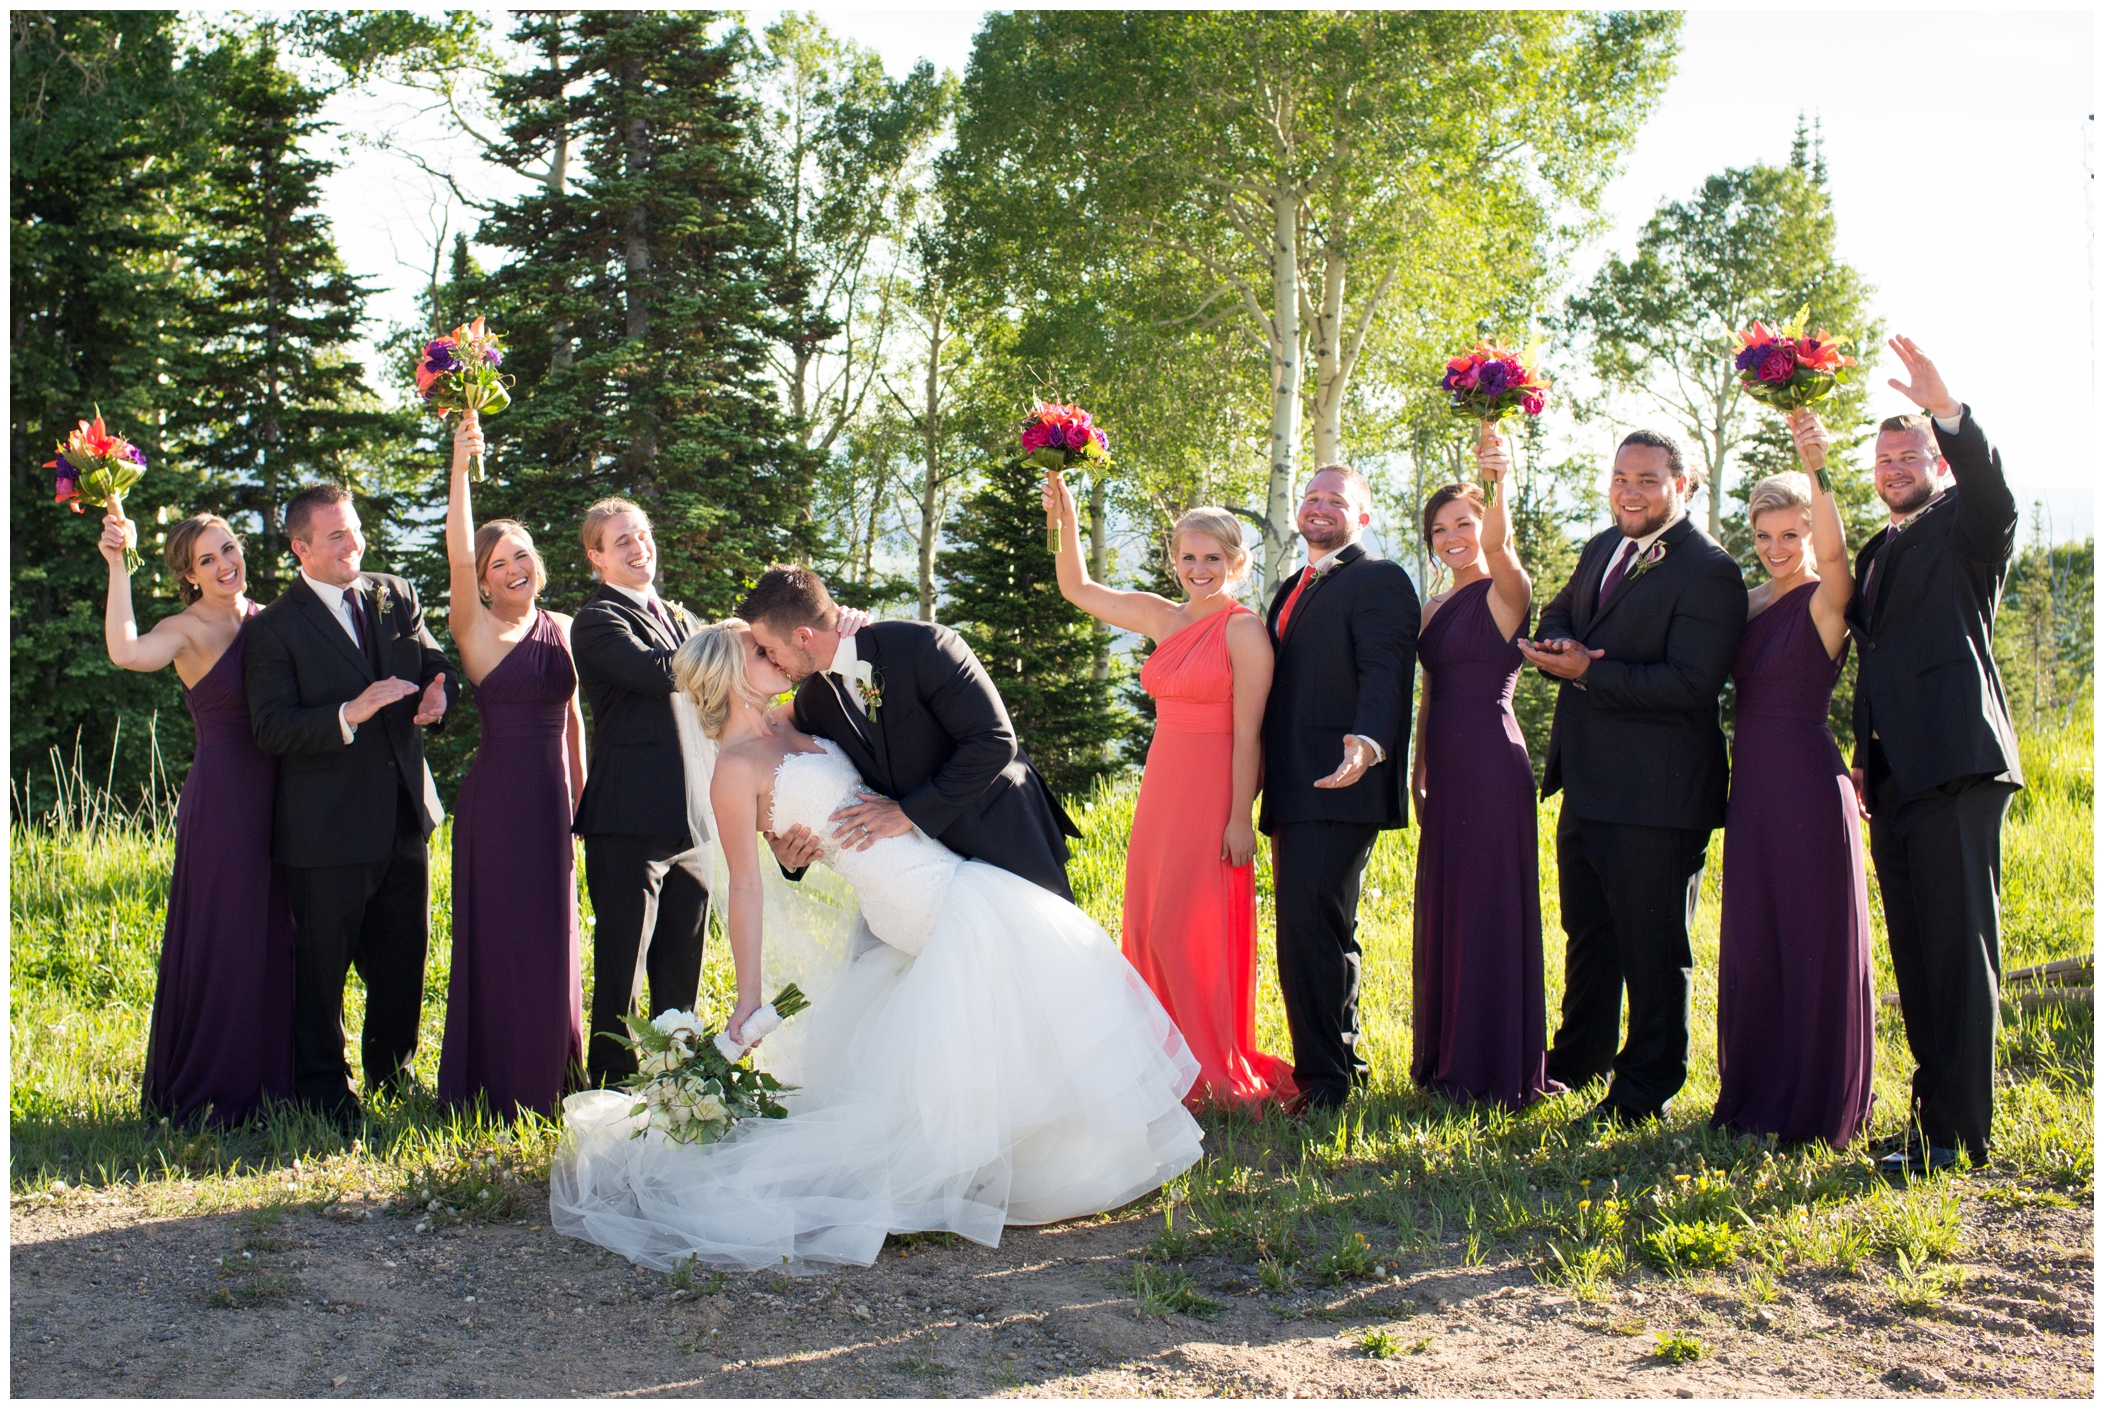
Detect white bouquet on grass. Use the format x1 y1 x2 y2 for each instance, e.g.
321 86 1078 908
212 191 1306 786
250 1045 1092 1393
613 984 811 1145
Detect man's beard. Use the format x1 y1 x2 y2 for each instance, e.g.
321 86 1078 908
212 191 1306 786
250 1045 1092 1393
1880 477 1936 517
1617 503 1677 541
1301 522 1353 553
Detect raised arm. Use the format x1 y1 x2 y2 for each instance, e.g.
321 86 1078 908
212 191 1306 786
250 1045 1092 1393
1788 410 1853 657
1040 470 1180 638
1222 612 1273 867
444 412 497 680
895 628 1019 838
709 755 768 1043
99 513 189 676
1580 558 1747 712
1886 335 2014 565
1473 424 1533 639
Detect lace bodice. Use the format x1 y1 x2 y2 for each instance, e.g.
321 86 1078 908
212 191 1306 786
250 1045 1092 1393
768 739 959 955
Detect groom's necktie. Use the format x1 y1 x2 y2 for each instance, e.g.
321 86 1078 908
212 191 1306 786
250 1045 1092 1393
1597 538 1640 609
1275 568 1316 637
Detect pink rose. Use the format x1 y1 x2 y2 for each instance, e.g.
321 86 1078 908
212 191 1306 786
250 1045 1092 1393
1757 347 1797 383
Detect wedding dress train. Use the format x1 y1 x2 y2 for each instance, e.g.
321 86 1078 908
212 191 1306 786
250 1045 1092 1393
551 739 1204 1271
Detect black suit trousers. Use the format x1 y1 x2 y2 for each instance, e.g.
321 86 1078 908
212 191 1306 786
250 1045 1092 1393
1273 821 1381 1107
583 833 711 1083
1545 812 1709 1115
1868 749 2013 1161
284 789 431 1108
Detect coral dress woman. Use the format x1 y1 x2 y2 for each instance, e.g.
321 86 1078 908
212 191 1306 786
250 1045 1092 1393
99 509 295 1127
1409 430 1555 1109
1711 412 1874 1150
1041 477 1295 1108
435 412 589 1117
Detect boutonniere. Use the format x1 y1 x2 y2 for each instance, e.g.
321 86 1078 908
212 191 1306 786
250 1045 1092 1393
849 659 883 713
372 580 393 625
1622 540 1670 584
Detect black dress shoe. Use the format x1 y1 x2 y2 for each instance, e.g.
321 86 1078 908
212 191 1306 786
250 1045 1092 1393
1572 1100 1656 1133
1879 1143 1962 1180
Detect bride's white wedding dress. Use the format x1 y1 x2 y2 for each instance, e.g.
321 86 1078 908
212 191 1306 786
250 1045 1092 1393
551 739 1204 1271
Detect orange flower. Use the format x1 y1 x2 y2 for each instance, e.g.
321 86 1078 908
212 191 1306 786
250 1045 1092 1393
1793 332 1854 374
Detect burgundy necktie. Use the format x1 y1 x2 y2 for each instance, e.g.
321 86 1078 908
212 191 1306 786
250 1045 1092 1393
1597 538 1640 608
349 586 370 653
647 596 677 639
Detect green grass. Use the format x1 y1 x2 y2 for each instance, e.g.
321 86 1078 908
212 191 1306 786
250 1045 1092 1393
9 710 2093 1308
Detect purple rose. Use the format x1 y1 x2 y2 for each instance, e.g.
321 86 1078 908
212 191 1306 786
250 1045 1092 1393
1757 347 1797 383
1475 360 1515 396
424 340 462 374
1734 342 1768 374
123 443 147 467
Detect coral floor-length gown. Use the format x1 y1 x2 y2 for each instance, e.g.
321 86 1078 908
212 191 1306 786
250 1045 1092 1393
1122 603 1296 1109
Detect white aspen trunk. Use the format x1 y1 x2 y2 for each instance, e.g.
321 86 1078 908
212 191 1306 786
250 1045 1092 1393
1262 187 1303 596
916 300 946 622
1309 240 1348 468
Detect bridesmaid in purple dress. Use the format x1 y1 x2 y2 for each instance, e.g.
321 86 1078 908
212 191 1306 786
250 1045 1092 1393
1712 411 1874 1149
437 413 588 1117
1409 429 1556 1109
100 510 294 1127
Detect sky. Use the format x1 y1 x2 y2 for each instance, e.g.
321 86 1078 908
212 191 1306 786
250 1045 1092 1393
318 7 2096 542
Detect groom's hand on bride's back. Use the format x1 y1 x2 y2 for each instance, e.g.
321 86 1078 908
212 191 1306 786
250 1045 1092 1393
767 824 825 871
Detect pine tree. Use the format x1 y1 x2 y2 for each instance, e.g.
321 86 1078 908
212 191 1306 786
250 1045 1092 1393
10 12 212 796
473 11 817 618
938 456 1120 798
170 26 407 597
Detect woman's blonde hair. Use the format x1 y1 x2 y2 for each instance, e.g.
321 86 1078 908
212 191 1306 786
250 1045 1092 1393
672 619 772 740
165 513 241 605
1166 506 1251 585
473 519 548 603
1747 471 1813 529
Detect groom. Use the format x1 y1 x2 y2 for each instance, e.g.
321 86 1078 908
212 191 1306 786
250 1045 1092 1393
246 482 457 1125
1261 465 1420 1113
739 565 1080 899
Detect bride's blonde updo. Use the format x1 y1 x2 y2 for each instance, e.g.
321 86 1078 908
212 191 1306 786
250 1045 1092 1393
672 619 771 740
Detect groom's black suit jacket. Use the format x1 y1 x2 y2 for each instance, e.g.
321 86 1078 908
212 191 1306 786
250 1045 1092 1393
1846 406 2021 798
1536 515 1746 832
571 585 703 842
246 573 457 869
790 619 1080 900
1258 542 1421 833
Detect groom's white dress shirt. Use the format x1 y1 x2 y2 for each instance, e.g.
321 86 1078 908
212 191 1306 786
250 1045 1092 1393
303 569 368 745
827 632 869 716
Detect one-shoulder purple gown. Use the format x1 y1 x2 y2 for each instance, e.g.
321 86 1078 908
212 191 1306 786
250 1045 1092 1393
438 610 586 1118
1712 583 1874 1149
1411 578 1551 1109
142 604 297 1127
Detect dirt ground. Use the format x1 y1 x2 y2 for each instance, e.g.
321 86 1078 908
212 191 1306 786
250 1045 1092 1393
8 1182 2092 1399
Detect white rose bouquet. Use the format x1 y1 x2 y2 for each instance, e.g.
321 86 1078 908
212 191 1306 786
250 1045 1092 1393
614 984 811 1145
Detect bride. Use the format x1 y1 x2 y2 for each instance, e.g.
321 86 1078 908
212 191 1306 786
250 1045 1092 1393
550 618 1204 1271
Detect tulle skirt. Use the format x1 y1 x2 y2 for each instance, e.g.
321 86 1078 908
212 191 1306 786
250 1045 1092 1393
550 860 1205 1272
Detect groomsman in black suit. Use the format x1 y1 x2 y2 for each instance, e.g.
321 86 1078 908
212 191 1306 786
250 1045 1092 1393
742 565 1081 900
570 499 711 1085
1260 466 1420 1113
246 483 457 1125
1520 433 1746 1128
1847 337 2020 1178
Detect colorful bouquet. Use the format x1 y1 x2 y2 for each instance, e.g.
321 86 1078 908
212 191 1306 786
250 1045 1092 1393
47 410 147 572
614 984 811 1146
1020 400 1109 552
413 317 511 480
1440 338 1551 504
1731 307 1857 490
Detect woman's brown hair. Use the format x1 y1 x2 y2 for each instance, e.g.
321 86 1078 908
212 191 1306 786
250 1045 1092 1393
164 514 240 605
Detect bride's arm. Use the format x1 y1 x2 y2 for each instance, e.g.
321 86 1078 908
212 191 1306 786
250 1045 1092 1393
711 755 768 1043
